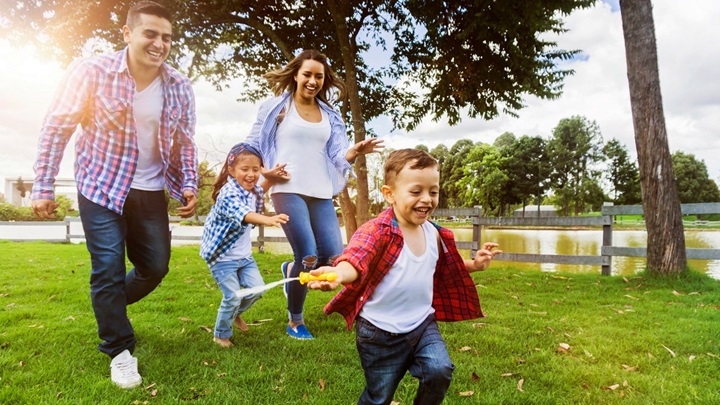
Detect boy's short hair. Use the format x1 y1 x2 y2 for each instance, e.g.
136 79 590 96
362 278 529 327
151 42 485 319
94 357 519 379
126 1 172 28
384 148 439 186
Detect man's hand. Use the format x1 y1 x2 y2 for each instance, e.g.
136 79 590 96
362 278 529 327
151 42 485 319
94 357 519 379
176 191 197 218
32 199 60 220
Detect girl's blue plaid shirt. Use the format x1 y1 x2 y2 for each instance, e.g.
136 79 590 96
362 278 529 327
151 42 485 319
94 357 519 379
200 177 264 266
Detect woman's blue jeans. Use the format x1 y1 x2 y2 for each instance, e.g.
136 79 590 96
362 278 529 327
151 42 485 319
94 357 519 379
355 314 454 405
78 190 170 358
210 257 265 339
271 193 343 323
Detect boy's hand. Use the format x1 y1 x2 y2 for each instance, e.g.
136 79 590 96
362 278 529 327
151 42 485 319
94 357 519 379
307 266 342 291
472 242 502 272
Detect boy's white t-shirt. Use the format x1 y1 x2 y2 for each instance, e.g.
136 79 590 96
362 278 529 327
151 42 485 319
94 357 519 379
271 102 333 198
130 75 165 191
359 221 439 333
218 192 256 262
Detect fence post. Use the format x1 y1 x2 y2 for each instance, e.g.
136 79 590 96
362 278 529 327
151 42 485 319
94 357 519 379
602 202 613 276
257 224 265 253
471 206 482 258
65 217 71 243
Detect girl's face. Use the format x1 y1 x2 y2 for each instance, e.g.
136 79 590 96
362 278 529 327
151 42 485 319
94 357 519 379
381 162 440 228
229 154 262 191
294 59 325 102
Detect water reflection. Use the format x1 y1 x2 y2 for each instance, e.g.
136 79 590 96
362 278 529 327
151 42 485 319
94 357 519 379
450 228 720 280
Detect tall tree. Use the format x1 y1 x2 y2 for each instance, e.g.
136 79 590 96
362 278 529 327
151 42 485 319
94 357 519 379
2 0 595 228
502 135 549 215
620 0 686 274
440 139 475 208
546 116 604 215
603 138 641 204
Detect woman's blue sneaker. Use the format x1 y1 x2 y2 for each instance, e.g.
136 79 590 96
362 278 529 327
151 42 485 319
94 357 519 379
286 324 314 340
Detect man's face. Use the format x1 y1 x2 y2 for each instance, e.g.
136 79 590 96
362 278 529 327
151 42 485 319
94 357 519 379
123 13 172 72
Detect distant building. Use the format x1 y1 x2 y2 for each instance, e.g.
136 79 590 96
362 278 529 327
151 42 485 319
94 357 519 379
3 176 78 209
513 205 558 218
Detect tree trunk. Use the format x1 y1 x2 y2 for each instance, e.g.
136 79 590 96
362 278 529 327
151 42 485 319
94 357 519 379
620 0 686 274
338 188 357 241
327 0 371 233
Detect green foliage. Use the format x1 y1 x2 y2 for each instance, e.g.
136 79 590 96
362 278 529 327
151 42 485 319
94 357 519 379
1 242 719 403
671 151 720 203
547 116 605 215
0 203 35 221
603 138 641 204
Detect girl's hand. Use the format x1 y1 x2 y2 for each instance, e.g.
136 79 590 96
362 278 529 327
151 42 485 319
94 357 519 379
269 213 289 226
262 163 291 182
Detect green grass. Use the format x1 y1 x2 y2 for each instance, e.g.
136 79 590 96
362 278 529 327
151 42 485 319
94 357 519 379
1 241 719 404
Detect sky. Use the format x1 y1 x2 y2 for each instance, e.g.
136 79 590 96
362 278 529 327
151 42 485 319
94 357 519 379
1 0 719 196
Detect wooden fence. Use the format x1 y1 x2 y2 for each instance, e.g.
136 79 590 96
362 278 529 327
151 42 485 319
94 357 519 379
2 203 719 276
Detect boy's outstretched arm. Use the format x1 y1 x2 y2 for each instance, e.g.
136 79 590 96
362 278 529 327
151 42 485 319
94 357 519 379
307 261 358 291
466 242 502 273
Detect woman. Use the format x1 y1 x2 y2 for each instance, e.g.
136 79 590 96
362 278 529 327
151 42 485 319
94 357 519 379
246 49 383 339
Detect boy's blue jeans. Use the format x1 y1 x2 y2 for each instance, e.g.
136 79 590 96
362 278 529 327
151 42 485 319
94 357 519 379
210 257 264 339
271 192 343 323
78 189 170 358
355 314 454 405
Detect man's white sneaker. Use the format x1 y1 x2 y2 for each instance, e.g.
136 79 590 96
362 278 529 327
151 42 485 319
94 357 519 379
110 349 142 389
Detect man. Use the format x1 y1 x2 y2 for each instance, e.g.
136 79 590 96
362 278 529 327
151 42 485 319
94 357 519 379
31 1 197 389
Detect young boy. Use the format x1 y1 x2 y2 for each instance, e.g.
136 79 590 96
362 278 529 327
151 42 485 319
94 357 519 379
308 148 501 404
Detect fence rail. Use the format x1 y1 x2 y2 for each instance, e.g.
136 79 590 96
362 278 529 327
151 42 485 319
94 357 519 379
2 203 719 275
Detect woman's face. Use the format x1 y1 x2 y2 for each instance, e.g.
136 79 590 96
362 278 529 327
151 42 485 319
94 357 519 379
294 59 325 102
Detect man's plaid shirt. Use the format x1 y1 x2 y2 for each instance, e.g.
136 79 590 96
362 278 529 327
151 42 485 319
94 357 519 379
200 178 264 266
32 48 197 214
324 207 484 330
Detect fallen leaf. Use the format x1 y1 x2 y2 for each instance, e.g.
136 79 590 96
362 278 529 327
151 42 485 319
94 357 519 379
604 384 620 391
0 293 8 297
319 379 325 391
199 325 212 333
672 290 682 296
582 383 589 390
546 326 555 333
661 344 676 358
624 295 639 300
688 292 700 295
617 310 624 314
217 373 226 378
517 379 525 392
707 353 719 359
472 323 486 329
178 317 192 322
689 355 696 362
145 383 156 390
458 346 472 352
471 372 480 381
621 364 637 372
501 373 515 377
557 343 571 353
391 402 400 405
515 357 526 364
623 277 629 283
151 389 158 397
19 361 24 367
65 316 76 321
623 380 628 387
551 275 568 280
56 392 62 399
458 391 474 397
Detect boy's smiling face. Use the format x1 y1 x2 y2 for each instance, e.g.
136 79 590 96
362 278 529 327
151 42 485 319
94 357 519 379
382 161 440 228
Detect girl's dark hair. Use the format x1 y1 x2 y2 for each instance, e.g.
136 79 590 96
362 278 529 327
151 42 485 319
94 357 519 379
263 49 346 105
211 145 262 202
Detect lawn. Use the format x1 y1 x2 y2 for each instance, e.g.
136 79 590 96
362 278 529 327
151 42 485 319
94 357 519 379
1 241 719 404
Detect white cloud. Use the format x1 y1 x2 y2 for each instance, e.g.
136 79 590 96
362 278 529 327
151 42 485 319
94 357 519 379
1 1 719 194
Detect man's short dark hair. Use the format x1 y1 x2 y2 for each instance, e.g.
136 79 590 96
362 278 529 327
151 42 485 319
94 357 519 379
126 1 172 28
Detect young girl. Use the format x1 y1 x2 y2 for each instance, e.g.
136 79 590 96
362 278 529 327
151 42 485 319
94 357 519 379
200 142 290 348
